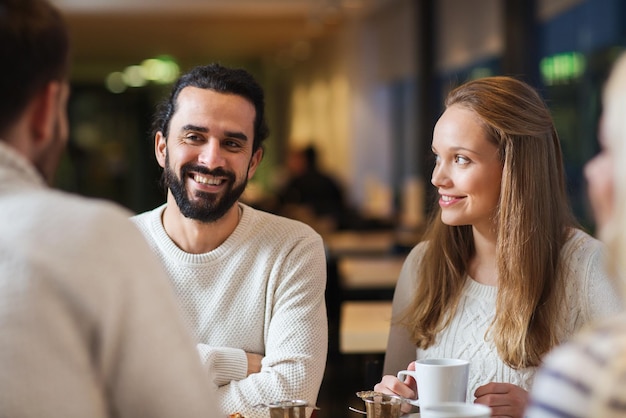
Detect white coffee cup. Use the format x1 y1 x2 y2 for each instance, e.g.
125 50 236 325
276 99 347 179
420 402 490 418
396 358 469 407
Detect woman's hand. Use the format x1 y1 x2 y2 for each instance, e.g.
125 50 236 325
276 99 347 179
474 382 529 418
373 361 417 414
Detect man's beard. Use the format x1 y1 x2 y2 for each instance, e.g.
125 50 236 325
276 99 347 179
163 155 248 223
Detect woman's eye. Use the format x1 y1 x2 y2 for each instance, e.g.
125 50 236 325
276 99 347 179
455 155 470 165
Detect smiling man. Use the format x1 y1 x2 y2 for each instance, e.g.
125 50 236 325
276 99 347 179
131 63 328 418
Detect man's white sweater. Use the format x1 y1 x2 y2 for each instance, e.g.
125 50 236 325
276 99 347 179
132 203 328 418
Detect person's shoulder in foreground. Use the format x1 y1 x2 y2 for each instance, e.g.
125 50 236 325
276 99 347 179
526 312 626 418
0 0 219 416
0 165 219 417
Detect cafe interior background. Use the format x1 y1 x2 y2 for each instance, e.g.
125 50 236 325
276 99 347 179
49 0 626 415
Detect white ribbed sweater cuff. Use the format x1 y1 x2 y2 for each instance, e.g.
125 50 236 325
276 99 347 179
197 344 247 386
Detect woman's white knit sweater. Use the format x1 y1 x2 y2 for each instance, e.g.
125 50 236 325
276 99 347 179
383 229 623 401
132 203 328 418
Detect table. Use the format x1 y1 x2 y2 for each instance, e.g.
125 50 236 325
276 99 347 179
339 300 393 354
338 256 405 290
325 230 396 258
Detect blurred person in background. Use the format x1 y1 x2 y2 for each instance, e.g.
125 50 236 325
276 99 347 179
275 145 351 232
525 52 626 418
374 76 622 417
0 0 219 417
131 63 327 418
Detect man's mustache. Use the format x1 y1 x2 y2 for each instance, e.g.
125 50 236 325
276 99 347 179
181 165 235 181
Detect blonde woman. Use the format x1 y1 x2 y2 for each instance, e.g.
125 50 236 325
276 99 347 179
526 52 626 418
374 76 622 418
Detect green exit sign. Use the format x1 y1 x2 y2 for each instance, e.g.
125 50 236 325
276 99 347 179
541 52 586 86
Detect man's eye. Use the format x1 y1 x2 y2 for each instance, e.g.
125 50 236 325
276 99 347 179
225 140 242 148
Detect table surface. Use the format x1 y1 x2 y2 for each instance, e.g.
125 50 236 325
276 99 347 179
325 230 397 257
338 256 405 289
339 300 393 354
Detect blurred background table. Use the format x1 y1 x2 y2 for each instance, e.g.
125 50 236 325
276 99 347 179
324 230 397 258
338 256 405 291
339 300 393 354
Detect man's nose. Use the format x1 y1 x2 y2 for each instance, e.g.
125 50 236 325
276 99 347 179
198 139 226 169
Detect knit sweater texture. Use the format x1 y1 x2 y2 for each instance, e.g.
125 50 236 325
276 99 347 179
132 203 328 418
0 142 219 418
383 229 623 402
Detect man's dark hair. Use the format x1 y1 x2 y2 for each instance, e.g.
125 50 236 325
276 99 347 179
152 63 270 152
0 0 70 135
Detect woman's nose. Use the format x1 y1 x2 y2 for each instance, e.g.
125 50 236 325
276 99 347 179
431 163 450 188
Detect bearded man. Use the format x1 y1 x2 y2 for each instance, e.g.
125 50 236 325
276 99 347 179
131 63 327 418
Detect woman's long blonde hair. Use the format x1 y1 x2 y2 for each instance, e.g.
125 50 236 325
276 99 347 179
401 76 577 369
